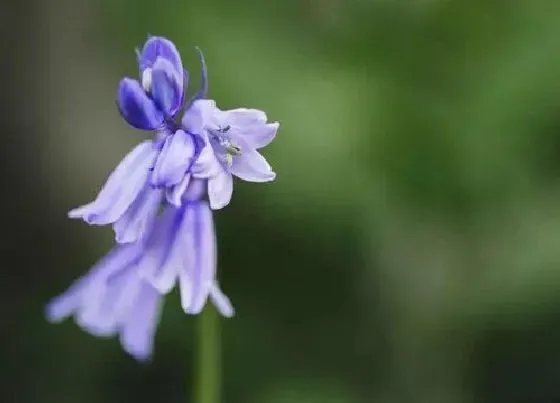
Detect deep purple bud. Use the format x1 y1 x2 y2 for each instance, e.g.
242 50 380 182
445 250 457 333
138 36 183 82
150 57 184 117
117 78 164 130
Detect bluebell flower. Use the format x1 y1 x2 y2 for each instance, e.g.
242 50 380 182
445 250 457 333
46 183 234 361
47 35 278 361
182 100 279 209
68 37 203 244
47 179 234 361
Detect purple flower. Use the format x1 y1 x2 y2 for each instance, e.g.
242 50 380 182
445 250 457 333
183 100 279 209
69 37 208 243
47 36 278 361
47 179 234 361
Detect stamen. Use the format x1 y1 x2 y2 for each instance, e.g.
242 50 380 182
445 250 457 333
207 124 242 166
224 154 233 167
225 144 241 155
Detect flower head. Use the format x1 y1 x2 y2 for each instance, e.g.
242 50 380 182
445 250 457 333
47 35 278 361
69 38 210 243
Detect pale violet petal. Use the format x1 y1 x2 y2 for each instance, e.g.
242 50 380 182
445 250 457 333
113 187 163 244
120 282 163 362
182 178 207 202
182 99 217 135
166 173 191 207
45 244 142 323
184 202 216 314
222 108 278 149
138 207 181 293
75 268 131 337
148 205 193 295
68 141 158 225
208 171 233 210
178 268 193 314
209 283 235 318
190 141 223 178
230 149 276 182
151 130 195 187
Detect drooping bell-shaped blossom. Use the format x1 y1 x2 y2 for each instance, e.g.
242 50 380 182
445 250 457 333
46 244 162 361
138 179 235 316
46 179 234 361
182 99 279 209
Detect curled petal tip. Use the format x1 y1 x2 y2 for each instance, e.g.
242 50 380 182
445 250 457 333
210 284 235 317
45 300 67 324
114 232 135 244
67 208 82 219
123 344 153 362
269 121 280 131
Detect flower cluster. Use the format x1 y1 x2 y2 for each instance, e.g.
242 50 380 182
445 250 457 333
46 36 278 361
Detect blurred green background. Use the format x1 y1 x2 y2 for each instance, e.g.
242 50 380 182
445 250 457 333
4 0 560 402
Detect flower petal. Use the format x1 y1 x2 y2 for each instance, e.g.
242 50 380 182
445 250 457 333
209 283 235 318
182 202 216 314
76 266 132 337
117 78 163 130
208 171 233 209
190 139 223 179
182 99 217 135
45 243 142 326
138 36 183 81
166 173 191 207
138 207 181 293
120 282 163 362
113 187 164 243
240 122 278 150
222 108 278 149
230 149 276 182
151 57 183 116
75 262 162 362
151 130 196 187
68 141 158 225
182 178 207 202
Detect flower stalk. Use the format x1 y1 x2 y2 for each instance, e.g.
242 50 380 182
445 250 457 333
196 306 221 403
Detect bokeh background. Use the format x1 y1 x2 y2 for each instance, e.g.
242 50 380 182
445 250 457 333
3 0 560 402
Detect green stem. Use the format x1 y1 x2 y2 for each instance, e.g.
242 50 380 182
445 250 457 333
195 306 221 403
